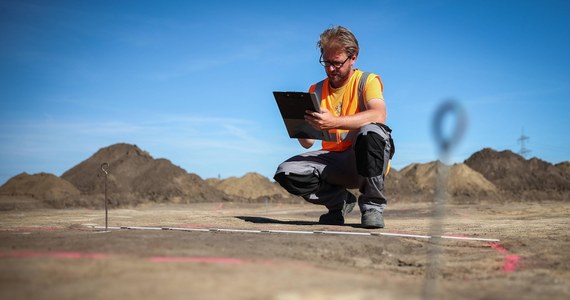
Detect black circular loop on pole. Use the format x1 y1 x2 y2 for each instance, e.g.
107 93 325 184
432 100 467 155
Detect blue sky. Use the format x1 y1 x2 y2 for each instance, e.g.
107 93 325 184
1 0 569 185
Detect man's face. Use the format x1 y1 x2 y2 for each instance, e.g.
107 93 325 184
321 50 355 88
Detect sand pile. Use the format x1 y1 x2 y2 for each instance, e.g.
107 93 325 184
398 161 498 201
465 148 570 200
1 144 569 208
0 172 80 208
206 172 296 202
61 143 229 206
381 169 422 202
556 162 570 180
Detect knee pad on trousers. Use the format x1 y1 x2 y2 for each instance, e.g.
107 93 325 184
273 172 319 197
354 124 395 177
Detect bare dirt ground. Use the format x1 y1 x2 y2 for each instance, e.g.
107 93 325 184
1 200 569 300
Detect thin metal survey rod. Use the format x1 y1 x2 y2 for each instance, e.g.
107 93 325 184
101 163 110 232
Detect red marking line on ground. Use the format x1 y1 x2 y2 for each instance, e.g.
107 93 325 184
503 255 521 272
489 242 508 253
488 242 521 273
0 251 109 259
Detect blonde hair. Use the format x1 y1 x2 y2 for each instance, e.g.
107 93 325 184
317 26 359 57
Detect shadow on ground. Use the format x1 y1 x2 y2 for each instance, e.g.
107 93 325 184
236 216 373 229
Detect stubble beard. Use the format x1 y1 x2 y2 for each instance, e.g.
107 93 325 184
328 71 348 88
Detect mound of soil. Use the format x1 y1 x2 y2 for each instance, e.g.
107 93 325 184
464 148 570 197
2 144 568 209
61 143 229 206
382 169 423 202
556 162 570 180
206 172 298 202
399 161 498 200
0 172 80 208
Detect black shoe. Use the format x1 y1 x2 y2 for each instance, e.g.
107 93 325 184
361 209 384 229
319 193 356 225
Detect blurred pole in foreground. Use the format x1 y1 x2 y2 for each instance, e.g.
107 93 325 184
422 100 467 300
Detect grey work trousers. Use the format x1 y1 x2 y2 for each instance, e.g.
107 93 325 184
274 124 390 214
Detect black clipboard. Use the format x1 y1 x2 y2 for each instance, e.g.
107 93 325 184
273 91 335 141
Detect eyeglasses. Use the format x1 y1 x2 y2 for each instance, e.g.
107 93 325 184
319 54 351 69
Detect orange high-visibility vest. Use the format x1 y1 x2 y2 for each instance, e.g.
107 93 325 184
309 70 383 152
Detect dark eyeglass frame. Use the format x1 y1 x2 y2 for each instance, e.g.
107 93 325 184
319 54 351 69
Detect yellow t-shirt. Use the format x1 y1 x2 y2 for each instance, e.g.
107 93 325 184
327 71 384 117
